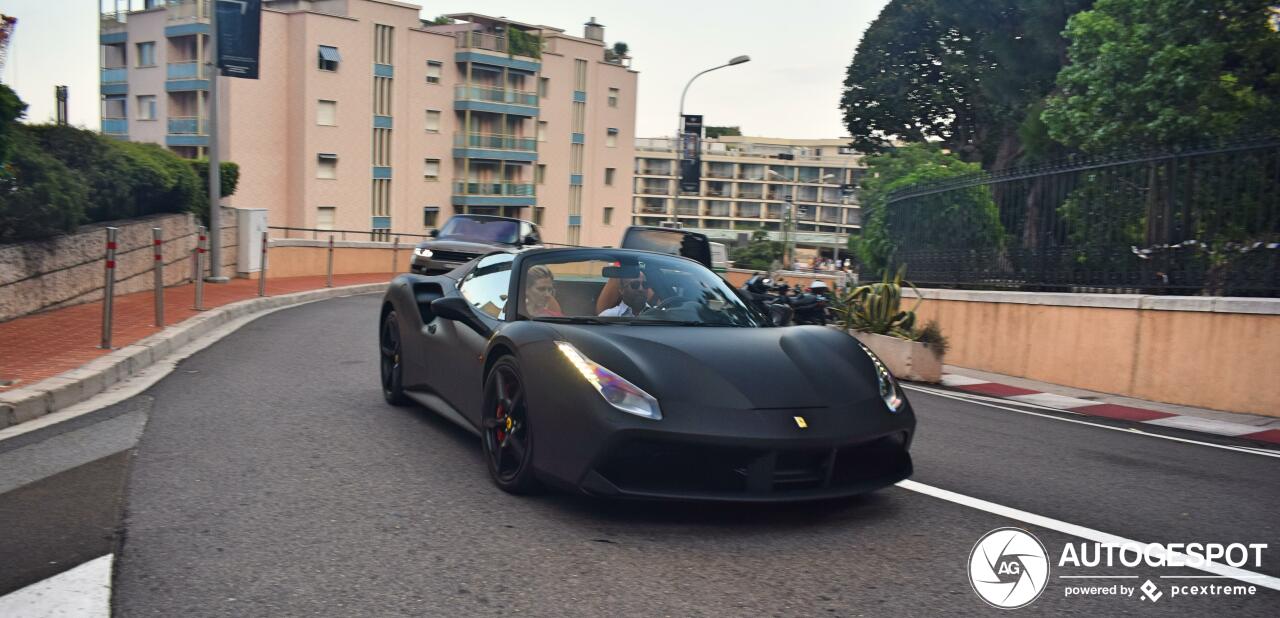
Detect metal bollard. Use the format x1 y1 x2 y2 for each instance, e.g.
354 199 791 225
152 227 164 327
100 227 119 349
258 229 268 297
194 225 206 310
391 235 400 274
326 235 334 288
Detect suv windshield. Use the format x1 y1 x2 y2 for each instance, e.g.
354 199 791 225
439 216 521 245
518 251 764 327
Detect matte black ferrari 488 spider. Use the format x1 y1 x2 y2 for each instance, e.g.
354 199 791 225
378 247 915 501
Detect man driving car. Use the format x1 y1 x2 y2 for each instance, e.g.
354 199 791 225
598 271 655 317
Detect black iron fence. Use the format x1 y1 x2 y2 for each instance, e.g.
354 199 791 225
879 138 1280 296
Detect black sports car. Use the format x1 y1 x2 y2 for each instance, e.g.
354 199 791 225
378 247 915 501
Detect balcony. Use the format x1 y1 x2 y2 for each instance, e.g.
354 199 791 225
676 201 700 216
102 117 128 136
166 116 207 147
167 0 210 22
453 181 535 196
454 84 538 116
706 165 735 179
453 133 537 152
737 184 764 200
637 199 669 215
637 166 671 176
639 184 670 196
101 67 127 84
167 61 205 80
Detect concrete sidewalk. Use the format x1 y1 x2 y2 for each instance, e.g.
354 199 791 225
938 364 1280 445
0 273 394 428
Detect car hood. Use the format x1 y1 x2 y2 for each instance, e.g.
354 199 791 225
547 324 881 410
418 238 518 254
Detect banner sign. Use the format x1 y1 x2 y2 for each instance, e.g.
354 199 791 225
216 0 262 79
678 114 703 193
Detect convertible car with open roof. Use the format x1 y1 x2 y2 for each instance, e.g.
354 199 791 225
377 247 915 501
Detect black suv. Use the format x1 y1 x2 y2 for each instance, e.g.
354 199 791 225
411 214 542 275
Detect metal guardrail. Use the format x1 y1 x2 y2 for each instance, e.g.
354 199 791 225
269 226 432 242
452 182 535 197
453 132 537 152
454 84 538 107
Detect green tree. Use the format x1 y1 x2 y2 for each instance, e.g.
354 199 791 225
730 229 784 271
841 0 1091 169
705 126 742 138
0 83 25 164
1043 0 1280 151
854 144 1005 275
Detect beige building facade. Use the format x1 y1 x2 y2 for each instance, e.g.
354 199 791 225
100 0 637 247
633 136 865 254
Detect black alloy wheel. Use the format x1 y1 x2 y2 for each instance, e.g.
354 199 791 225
379 310 409 406
482 357 541 494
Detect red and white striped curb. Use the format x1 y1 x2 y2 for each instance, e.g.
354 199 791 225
940 374 1280 446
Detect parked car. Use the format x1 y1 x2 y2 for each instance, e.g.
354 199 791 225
378 247 916 500
618 225 712 268
410 214 541 275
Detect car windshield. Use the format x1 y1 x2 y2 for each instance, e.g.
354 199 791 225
438 216 520 245
518 251 764 327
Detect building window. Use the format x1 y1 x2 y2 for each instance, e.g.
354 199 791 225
426 60 442 84
318 45 340 71
574 59 587 90
606 128 618 148
605 167 615 186
317 153 337 179
136 95 156 120
103 96 126 119
425 109 441 132
603 207 614 226
537 120 547 142
317 207 336 230
539 77 549 98
317 100 336 126
424 158 440 181
533 207 544 226
136 42 156 67
373 77 392 116
608 87 619 108
423 207 440 228
535 164 546 185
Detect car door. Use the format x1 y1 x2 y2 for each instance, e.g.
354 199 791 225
433 253 513 425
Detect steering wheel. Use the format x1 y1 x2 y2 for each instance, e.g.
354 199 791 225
640 295 696 316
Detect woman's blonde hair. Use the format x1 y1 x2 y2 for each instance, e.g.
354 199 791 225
526 264 553 286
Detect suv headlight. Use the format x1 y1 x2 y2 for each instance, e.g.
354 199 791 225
413 247 433 258
857 342 903 413
556 342 662 420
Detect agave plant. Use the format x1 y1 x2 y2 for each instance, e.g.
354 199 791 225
832 265 921 339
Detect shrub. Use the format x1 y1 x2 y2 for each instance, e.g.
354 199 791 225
0 131 88 242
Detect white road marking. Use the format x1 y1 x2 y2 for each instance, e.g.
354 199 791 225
903 384 1280 459
0 554 112 617
1006 392 1097 409
1143 415 1261 437
897 480 1280 591
940 374 990 387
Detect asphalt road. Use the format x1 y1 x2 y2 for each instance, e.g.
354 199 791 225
3 293 1277 616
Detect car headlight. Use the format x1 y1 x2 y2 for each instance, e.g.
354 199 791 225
857 342 903 413
413 247 433 258
556 341 662 420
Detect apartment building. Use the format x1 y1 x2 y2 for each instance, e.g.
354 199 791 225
632 136 865 254
99 0 638 247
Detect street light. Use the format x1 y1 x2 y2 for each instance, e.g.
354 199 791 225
677 55 751 138
769 169 836 270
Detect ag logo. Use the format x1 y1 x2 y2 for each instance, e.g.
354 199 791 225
968 527 1050 609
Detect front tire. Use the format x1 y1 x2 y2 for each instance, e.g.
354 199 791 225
481 357 542 494
379 310 409 406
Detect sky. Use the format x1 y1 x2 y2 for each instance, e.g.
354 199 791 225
1 0 890 138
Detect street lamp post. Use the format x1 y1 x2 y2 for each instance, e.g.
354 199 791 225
767 168 795 269
677 55 750 139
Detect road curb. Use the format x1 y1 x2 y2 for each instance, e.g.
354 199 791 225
937 373 1280 446
0 283 385 429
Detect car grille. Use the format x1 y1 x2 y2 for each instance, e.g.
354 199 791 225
595 433 911 495
430 250 479 264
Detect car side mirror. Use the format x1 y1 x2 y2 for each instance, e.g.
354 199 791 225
522 234 539 246
769 304 793 327
430 296 492 337
429 229 439 238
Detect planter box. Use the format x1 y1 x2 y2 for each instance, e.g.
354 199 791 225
850 331 943 383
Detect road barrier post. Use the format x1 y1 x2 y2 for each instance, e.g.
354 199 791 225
195 225 206 310
258 230 268 297
100 227 119 349
326 235 334 288
153 227 164 327
392 235 400 274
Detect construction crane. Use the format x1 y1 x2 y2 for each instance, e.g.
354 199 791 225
0 14 16 80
